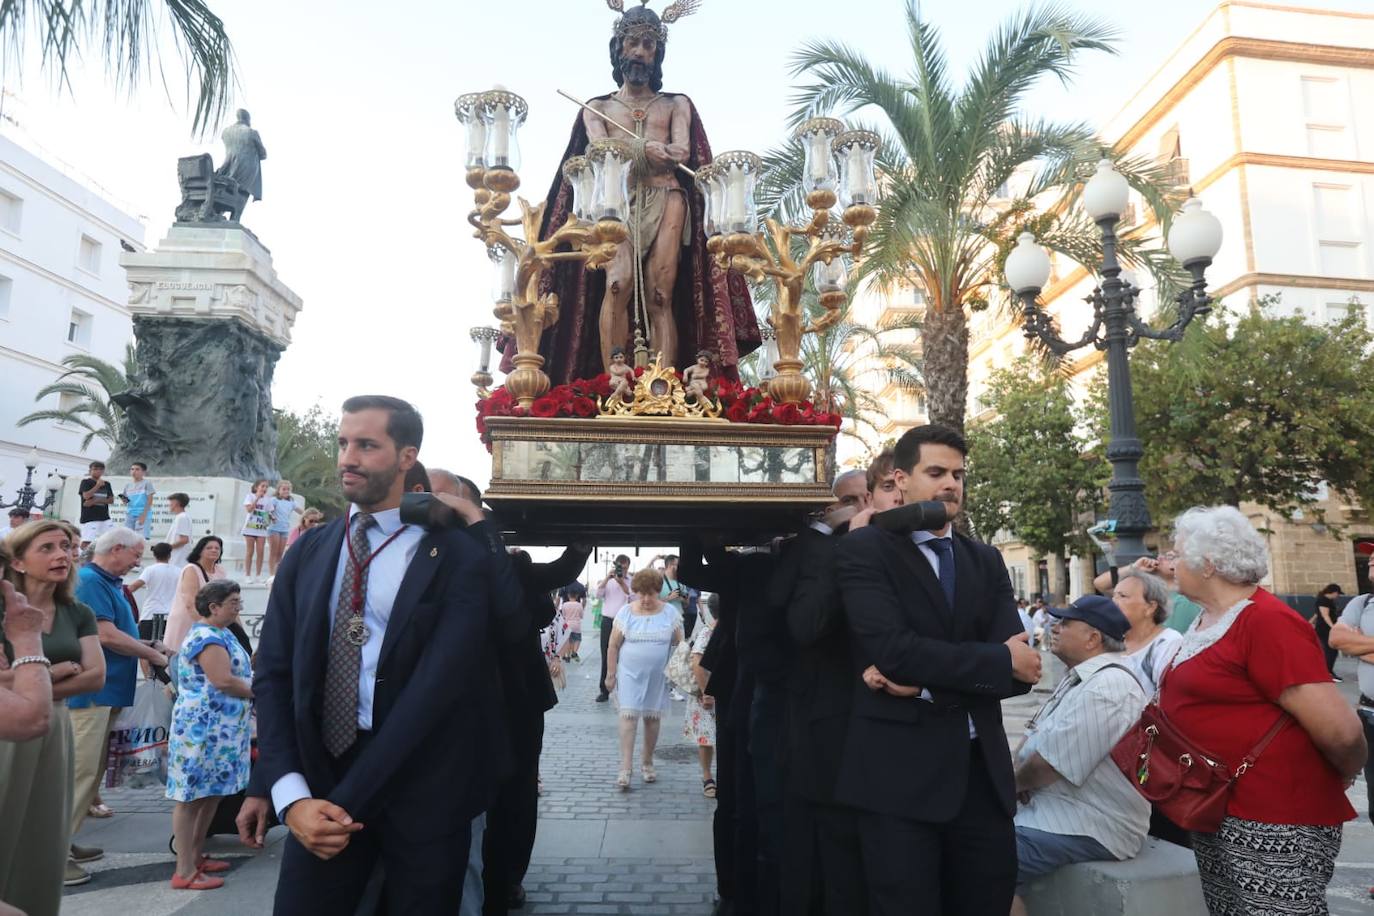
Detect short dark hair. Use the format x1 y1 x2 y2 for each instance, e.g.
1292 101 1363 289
88 461 105 470
169 492 190 508
187 535 223 567
893 424 967 474
405 460 431 492
195 579 240 617
865 449 896 492
455 475 482 502
131 462 147 472
664 554 679 565
8 507 26 519
615 554 631 565
610 346 626 358
150 542 172 561
342 395 424 450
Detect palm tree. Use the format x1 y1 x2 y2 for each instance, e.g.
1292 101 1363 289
1 0 236 133
18 344 137 450
274 405 348 517
768 2 1184 433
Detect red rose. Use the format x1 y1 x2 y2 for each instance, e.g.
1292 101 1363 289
530 397 560 418
588 373 613 397
510 406 528 417
549 385 576 403
725 402 750 423
571 396 597 418
634 366 646 377
828 413 843 428
772 403 801 424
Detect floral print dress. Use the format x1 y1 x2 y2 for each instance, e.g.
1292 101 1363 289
166 622 252 802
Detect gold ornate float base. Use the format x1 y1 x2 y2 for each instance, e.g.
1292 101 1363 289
484 415 835 544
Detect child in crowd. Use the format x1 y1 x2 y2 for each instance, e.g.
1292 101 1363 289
240 479 272 582
267 480 299 577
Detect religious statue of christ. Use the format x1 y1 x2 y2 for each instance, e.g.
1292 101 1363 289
500 0 758 384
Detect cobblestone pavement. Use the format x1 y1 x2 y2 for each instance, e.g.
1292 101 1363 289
60 635 1374 914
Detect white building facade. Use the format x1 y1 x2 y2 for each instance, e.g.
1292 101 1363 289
0 132 144 500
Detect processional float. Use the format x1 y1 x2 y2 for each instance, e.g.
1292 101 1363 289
453 2 881 544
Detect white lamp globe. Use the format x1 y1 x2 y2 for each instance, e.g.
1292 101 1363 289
1005 233 1052 293
1083 159 1130 221
1167 198 1224 265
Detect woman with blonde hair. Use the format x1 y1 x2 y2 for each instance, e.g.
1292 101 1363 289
604 567 682 790
287 507 324 548
266 480 299 577
0 520 105 907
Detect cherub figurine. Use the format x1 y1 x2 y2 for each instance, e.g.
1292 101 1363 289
607 347 635 403
683 350 713 401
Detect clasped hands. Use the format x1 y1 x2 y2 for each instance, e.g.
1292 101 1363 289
863 633 1042 698
237 796 363 859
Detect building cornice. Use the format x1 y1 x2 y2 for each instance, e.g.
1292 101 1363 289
1212 271 1374 299
0 158 144 247
1117 37 1374 152
0 248 131 316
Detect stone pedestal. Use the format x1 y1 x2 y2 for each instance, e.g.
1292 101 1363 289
112 227 303 480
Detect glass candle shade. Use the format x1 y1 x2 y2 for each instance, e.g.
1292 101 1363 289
454 92 487 170
563 156 595 224
813 254 849 295
490 244 518 304
696 163 726 238
480 88 527 172
587 139 633 223
795 117 844 206
759 326 779 381
715 151 763 235
835 130 880 208
470 326 500 373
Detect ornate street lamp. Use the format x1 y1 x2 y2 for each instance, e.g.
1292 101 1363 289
1004 159 1223 565
0 447 65 516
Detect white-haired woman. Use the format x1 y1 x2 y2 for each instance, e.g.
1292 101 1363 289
1112 569 1182 690
1160 506 1365 914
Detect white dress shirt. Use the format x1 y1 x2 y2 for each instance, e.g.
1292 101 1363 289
270 505 425 818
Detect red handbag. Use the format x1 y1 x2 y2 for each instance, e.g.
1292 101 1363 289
1110 665 1290 833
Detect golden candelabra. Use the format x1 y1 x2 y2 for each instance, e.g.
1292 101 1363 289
697 121 879 404
457 89 630 408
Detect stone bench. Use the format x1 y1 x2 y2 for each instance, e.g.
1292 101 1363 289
1022 837 1207 916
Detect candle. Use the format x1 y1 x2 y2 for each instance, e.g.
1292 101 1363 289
846 144 870 204
493 249 517 303
725 164 749 231
491 104 511 168
808 131 831 184
478 335 494 371
601 157 625 219
579 169 596 221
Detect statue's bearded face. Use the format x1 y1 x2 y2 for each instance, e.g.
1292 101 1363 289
620 34 658 86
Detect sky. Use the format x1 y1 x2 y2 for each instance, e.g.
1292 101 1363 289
1 0 1368 492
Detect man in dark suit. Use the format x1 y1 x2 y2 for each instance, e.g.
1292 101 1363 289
772 449 903 915
253 396 508 914
835 424 1043 916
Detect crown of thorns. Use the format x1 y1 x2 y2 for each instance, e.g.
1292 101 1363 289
606 0 701 43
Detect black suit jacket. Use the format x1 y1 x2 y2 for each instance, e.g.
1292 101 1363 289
507 546 593 719
772 526 856 804
834 526 1031 822
254 517 505 834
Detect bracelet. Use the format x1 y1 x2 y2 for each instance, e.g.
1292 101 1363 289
11 655 52 670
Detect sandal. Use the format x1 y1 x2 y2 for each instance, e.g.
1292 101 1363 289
197 855 231 874
88 803 114 818
642 764 657 784
171 870 224 891
616 771 631 792
702 778 717 798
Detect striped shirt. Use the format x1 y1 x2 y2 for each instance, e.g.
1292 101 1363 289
1014 652 1150 860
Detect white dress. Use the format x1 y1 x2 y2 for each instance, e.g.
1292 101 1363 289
613 606 680 719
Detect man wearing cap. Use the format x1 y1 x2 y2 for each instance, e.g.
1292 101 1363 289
1009 595 1150 916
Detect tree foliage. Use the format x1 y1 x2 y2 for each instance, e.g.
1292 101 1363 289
1129 299 1374 522
764 1 1183 434
18 344 136 450
1 0 236 134
273 405 346 518
966 359 1105 555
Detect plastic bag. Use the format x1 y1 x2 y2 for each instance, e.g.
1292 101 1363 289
106 679 173 788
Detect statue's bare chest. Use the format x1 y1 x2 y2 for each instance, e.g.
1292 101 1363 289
599 96 675 139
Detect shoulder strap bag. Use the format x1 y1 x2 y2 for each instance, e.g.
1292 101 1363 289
1109 661 1290 833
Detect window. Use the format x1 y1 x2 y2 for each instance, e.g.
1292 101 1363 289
1313 184 1363 278
0 189 20 234
0 275 10 320
1156 125 1189 187
1301 76 1352 159
77 235 102 275
56 391 81 427
1327 300 1365 325
66 308 92 348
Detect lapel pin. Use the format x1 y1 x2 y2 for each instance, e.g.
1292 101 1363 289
430 547 438 558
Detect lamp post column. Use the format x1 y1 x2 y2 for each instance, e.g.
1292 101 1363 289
1096 218 1150 566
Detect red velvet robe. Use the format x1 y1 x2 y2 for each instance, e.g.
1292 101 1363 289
499 93 758 384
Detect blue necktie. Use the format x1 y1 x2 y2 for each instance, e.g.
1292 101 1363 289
928 537 956 609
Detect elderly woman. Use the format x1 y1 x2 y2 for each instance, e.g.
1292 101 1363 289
1162 506 1364 914
0 521 105 910
166 579 253 891
1112 569 1182 690
604 567 682 790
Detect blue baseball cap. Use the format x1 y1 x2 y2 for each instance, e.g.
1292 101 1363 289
1049 595 1130 642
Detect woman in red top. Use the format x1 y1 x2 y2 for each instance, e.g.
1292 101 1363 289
1163 506 1365 915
